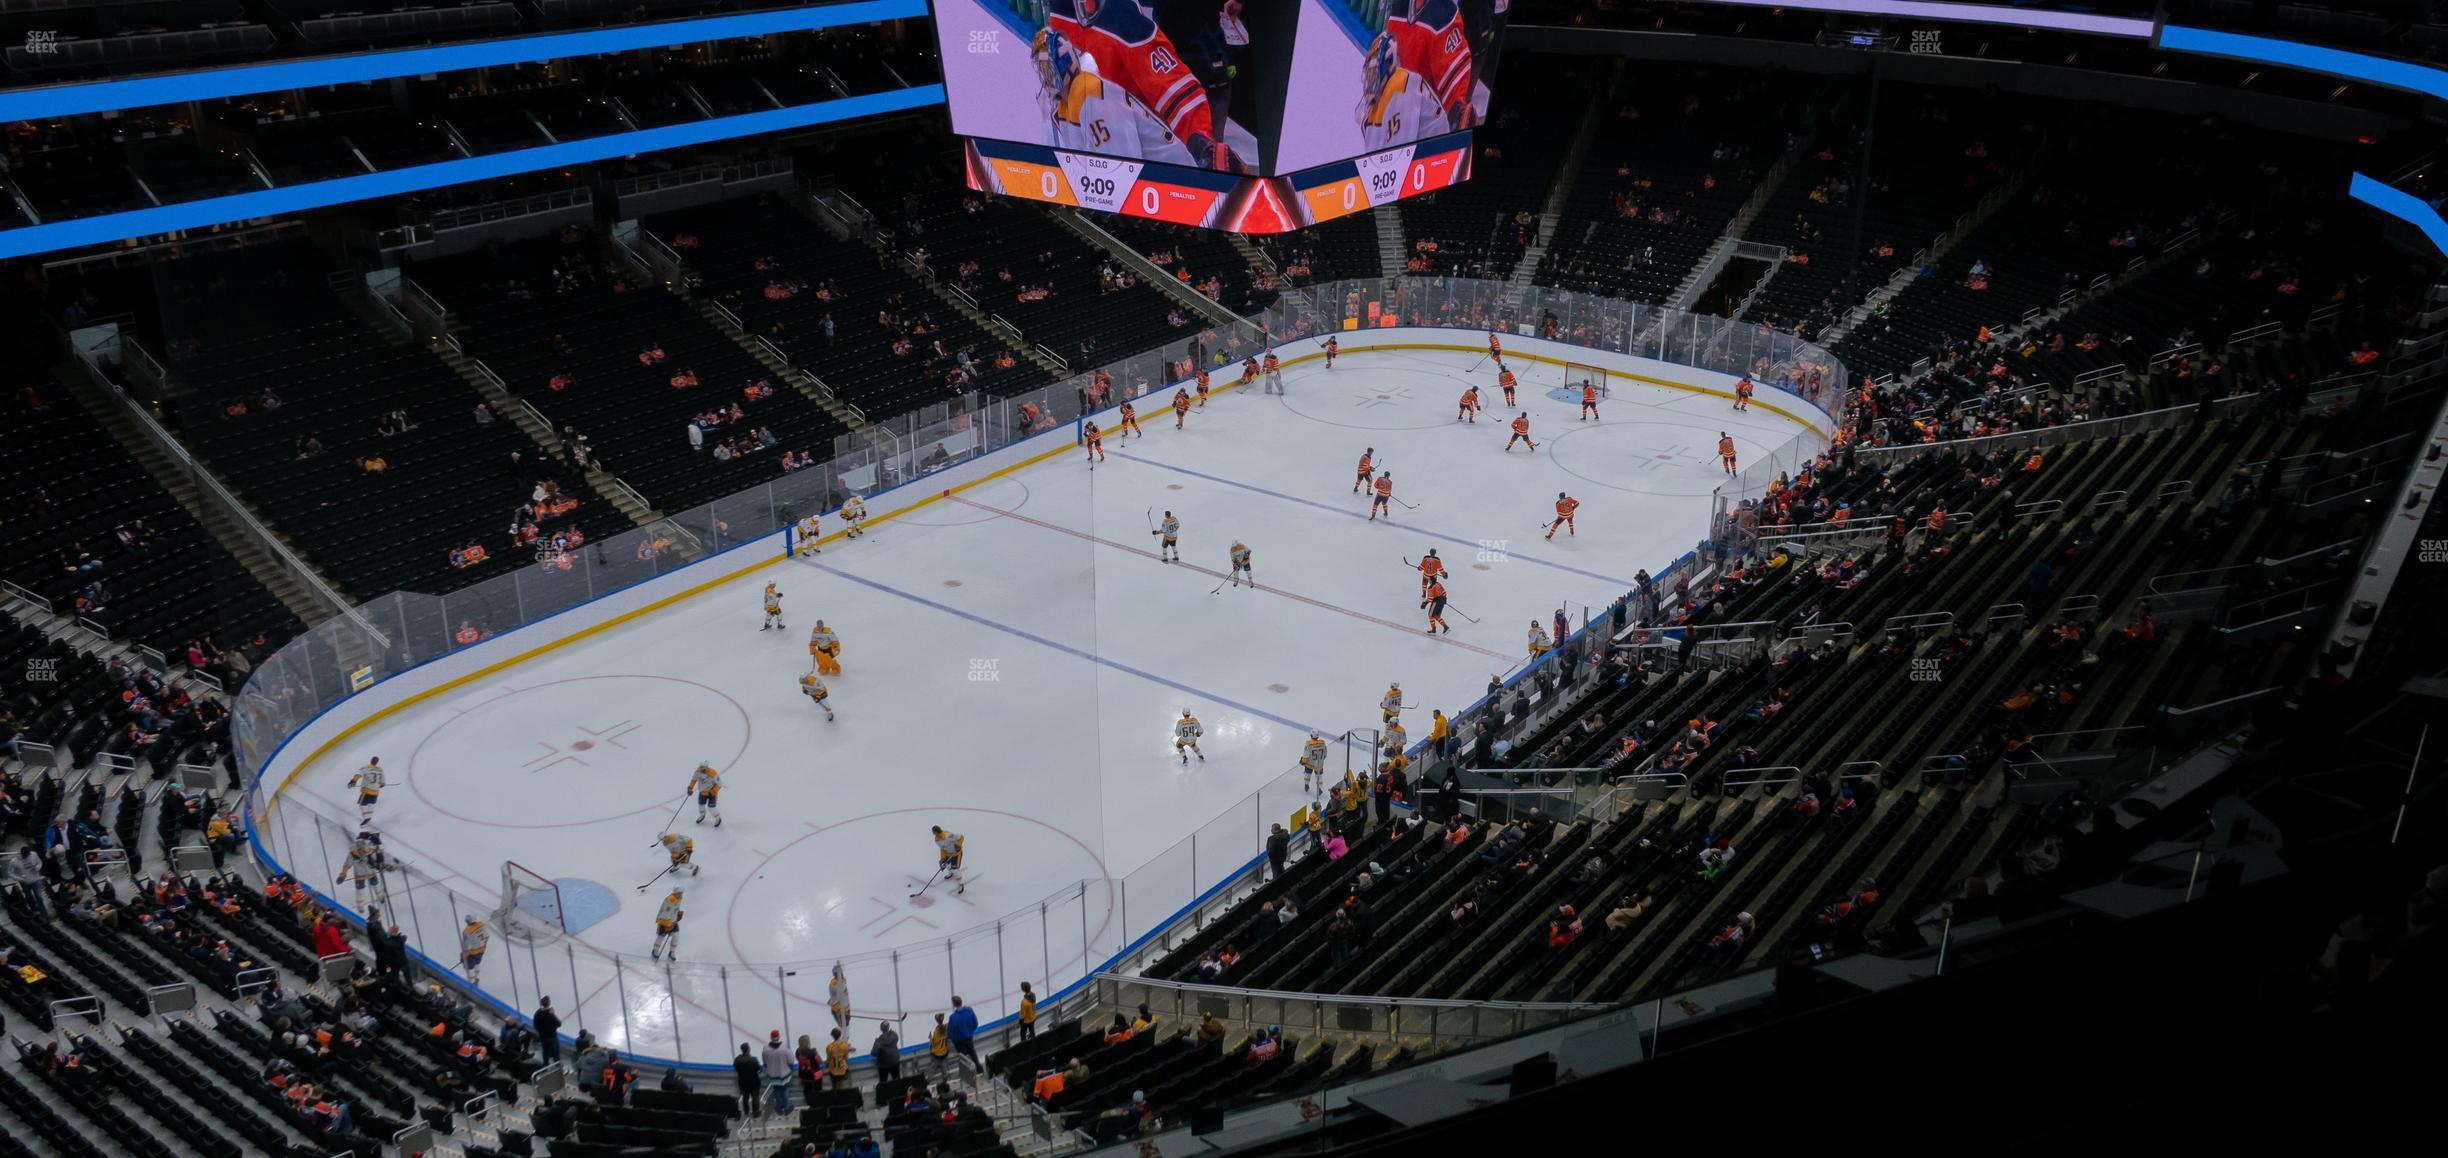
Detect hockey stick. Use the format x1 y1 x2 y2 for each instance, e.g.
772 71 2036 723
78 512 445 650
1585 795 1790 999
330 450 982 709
1210 575 1230 595
635 864 675 893
1446 602 1483 624
908 866 946 899
1466 352 1488 374
649 793 689 847
1390 496 1420 510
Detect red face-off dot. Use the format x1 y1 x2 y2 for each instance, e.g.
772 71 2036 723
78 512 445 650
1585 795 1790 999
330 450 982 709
570 740 594 751
943 580 963 587
1268 683 1290 694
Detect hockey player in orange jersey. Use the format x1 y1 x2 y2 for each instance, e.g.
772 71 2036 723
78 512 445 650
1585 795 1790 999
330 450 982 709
1580 380 1601 421
1172 387 1192 428
1718 432 1738 476
1416 548 1445 594
1118 400 1142 438
1498 366 1518 407
1083 420 1105 465
1457 384 1481 422
1369 473 1395 521
1546 493 1579 539
1506 412 1536 452
1194 367 1210 407
1353 448 1375 493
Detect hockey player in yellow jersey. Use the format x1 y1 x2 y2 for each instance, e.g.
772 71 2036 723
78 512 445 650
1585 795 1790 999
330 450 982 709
459 917 489 982
794 513 822 556
1380 683 1404 725
1383 718 1408 757
931 825 966 895
799 670 835 721
1174 709 1205 764
809 620 842 676
651 887 683 959
839 494 868 538
1527 620 1552 659
687 763 722 826
761 582 785 630
1228 541 1253 588
1300 730 1328 793
660 831 699 876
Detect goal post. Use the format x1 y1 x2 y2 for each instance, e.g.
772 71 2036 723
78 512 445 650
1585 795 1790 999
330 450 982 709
490 861 568 943
1561 362 1610 397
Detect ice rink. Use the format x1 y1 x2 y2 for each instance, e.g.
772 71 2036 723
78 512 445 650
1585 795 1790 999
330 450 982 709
266 340 1812 1063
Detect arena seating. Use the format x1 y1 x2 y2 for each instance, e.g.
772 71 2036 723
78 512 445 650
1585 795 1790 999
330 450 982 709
1399 65 1587 280
1100 216 1279 317
0 0 270 81
651 195 1051 414
1739 86 2032 337
1 380 291 670
1258 216 1383 287
1537 64 1800 304
412 229 852 516
123 244 627 601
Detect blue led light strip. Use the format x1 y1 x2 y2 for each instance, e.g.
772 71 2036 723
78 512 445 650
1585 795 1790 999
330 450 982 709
2157 24 2448 102
0 0 928 121
0 87 945 259
2348 172 2448 258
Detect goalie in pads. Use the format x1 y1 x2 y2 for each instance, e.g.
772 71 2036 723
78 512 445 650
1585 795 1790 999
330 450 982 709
1034 25 1192 167
1356 34 1446 152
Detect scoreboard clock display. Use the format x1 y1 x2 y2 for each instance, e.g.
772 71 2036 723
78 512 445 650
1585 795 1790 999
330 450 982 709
964 130 1473 235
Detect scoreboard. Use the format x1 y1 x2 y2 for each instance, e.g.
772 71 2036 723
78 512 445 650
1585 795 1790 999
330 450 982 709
965 130 1474 234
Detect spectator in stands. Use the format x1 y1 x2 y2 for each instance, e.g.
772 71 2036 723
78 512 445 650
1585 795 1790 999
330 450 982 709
532 997 561 1065
4 847 44 917
1195 1012 1227 1050
825 1028 854 1091
873 1021 901 1089
762 1030 795 1115
600 1050 636 1103
733 1041 764 1115
1246 1028 1281 1065
1326 908 1357 971
928 1013 951 1079
946 995 980 1065
661 1068 693 1094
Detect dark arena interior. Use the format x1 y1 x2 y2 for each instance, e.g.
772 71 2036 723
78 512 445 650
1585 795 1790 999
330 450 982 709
0 1 2444 1154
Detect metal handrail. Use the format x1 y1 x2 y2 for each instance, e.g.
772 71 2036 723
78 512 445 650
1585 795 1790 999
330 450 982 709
1091 971 1606 1014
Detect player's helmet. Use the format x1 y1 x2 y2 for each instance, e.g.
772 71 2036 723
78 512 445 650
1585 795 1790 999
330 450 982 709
1032 26 1080 98
1362 33 1398 99
661 833 677 846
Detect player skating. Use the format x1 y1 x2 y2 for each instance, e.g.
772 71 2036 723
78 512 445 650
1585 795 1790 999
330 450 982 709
1353 447 1375 493
794 512 823 556
1083 420 1106 465
1498 365 1519 407
337 830 381 897
826 963 851 1030
1487 329 1504 366
1384 718 1408 756
930 825 966 895
1369 472 1395 521
800 669 835 721
1174 709 1205 763
1153 511 1181 562
1262 351 1282 394
1546 492 1579 539
1506 413 1537 452
688 762 723 826
1300 730 1328 793
761 582 785 630
1527 620 1552 659
1324 336 1339 368
1240 356 1261 387
660 831 700 877
348 756 384 824
1457 384 1481 422
1416 548 1446 594
1580 378 1602 421
1380 683 1405 725
1422 577 1451 633
1118 399 1143 438
1030 26 1191 166
1194 367 1211 407
1356 33 1448 150
1171 387 1193 429
459 916 488 982
650 887 683 959
809 619 842 676
1719 432 1739 476
840 494 867 537
1733 376 1755 411
1228 540 1253 587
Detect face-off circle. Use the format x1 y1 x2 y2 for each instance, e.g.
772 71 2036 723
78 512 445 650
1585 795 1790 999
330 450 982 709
403 674 751 828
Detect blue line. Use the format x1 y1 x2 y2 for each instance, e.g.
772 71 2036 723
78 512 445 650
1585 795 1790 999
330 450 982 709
0 1 931 121
795 558 1326 734
0 87 945 259
2158 25 2448 101
1107 450 1639 588
2349 171 2448 258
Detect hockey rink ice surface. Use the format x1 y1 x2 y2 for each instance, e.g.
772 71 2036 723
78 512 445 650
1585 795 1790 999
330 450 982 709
272 344 1810 1064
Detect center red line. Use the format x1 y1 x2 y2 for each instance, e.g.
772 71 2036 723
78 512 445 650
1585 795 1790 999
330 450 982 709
944 494 1512 661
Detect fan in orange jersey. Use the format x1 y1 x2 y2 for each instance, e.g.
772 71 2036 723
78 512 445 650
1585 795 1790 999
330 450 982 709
1457 384 1481 423
1369 473 1395 521
1579 379 1601 421
1172 388 1193 428
1506 413 1536 452
1718 432 1738 476
1118 400 1142 438
1497 365 1519 407
1194 367 1211 407
1546 492 1579 540
1420 577 1450 634
1083 420 1105 465
1353 448 1376 493
1416 548 1446 594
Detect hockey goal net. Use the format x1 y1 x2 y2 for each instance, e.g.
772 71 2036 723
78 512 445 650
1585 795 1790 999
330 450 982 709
489 860 568 943
1561 362 1610 397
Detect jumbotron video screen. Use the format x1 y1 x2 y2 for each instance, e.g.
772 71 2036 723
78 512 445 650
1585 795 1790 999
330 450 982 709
929 0 1506 231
